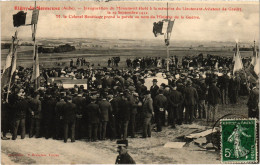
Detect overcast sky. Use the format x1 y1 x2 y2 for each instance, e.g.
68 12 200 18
1 1 259 42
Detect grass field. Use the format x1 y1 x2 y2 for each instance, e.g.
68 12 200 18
1 45 254 69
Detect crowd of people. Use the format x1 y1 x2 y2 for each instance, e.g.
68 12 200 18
1 54 258 144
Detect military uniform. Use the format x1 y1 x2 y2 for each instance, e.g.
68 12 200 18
115 152 136 164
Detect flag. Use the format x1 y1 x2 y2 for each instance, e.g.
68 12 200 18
153 21 164 37
254 55 259 75
1 40 18 89
31 45 40 90
215 61 219 70
31 9 39 25
13 11 27 27
233 43 243 74
251 41 258 66
167 20 175 33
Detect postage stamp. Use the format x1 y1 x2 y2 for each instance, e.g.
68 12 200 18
220 118 258 163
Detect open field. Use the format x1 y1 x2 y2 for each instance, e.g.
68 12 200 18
1 45 254 69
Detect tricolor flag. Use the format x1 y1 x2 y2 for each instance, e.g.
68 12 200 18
13 10 39 27
31 45 40 90
233 43 243 74
1 35 18 89
251 41 258 66
254 55 259 75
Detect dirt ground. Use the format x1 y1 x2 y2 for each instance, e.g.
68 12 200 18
1 96 248 164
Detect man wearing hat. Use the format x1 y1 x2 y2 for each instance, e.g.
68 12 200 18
72 91 85 140
12 92 28 140
183 79 198 124
142 90 154 138
63 96 77 143
150 79 159 100
115 140 136 164
86 95 100 142
154 89 167 131
28 92 42 138
98 93 112 140
207 79 221 122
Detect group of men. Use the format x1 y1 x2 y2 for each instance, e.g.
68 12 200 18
1 54 259 147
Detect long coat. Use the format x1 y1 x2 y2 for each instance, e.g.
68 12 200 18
86 103 100 124
29 98 42 119
98 99 112 122
118 99 132 122
208 84 221 105
142 97 153 118
154 94 167 112
63 102 76 122
183 86 198 106
168 90 183 108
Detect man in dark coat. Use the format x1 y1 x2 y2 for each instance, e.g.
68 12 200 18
150 79 159 100
217 71 229 104
197 79 207 119
110 92 121 139
63 96 77 143
154 89 167 131
115 140 136 164
142 91 153 138
54 95 66 140
128 92 139 138
86 96 100 142
118 93 132 140
168 85 183 127
12 93 28 140
72 92 85 140
29 92 42 138
42 94 57 139
176 81 185 125
183 80 198 124
98 94 112 140
207 79 221 122
247 82 259 118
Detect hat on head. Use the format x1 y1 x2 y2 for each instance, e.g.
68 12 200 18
152 79 158 82
186 79 192 85
117 140 128 147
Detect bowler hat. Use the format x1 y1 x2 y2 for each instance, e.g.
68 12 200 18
152 79 158 82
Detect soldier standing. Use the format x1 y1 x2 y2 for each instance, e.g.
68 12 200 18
115 140 136 164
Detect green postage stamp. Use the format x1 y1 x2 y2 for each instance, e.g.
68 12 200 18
221 119 258 163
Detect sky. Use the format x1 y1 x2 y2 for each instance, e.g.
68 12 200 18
1 1 259 42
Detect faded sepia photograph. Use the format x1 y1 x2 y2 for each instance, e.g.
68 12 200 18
1 0 259 164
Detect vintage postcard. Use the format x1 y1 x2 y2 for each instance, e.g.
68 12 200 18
1 0 259 164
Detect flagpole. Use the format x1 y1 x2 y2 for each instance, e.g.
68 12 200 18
6 30 18 102
32 1 38 91
166 2 169 71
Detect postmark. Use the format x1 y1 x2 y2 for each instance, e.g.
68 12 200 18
220 118 258 163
